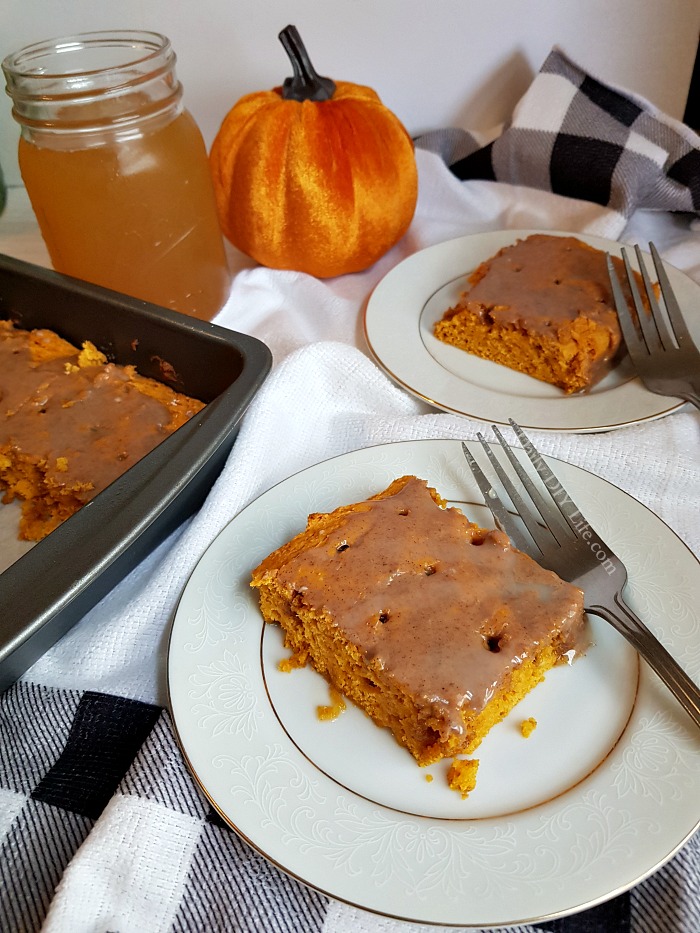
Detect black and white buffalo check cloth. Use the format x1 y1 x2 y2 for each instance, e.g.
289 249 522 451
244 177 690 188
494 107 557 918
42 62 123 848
416 47 700 225
2 682 699 932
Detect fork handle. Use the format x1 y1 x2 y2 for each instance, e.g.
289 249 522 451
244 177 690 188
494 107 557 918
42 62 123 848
588 594 700 730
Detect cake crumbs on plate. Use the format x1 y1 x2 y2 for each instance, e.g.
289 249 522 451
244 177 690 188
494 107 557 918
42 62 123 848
317 687 346 721
447 758 479 799
520 717 538 738
277 648 309 673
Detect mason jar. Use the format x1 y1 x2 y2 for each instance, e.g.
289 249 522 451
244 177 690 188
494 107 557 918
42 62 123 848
2 30 230 320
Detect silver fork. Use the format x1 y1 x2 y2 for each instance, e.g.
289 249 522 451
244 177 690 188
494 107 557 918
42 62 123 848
606 243 700 410
462 420 700 729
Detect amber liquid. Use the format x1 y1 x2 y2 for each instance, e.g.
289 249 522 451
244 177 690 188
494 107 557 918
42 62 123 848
18 110 230 320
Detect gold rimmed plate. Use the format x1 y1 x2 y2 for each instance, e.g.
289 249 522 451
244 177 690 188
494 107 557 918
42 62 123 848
363 231 700 432
167 439 700 927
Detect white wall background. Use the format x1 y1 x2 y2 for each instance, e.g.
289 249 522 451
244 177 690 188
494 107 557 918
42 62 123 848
1 0 698 188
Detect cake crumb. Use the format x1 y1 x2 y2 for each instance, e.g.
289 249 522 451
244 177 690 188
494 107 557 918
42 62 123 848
78 341 108 367
520 717 537 738
317 687 346 721
55 457 69 473
447 758 479 799
277 649 308 673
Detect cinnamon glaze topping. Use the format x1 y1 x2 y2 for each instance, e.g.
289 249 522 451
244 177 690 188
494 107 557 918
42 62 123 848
275 477 586 737
447 234 632 338
0 321 200 503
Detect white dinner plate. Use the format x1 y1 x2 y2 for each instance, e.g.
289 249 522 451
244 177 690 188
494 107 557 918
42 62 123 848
167 439 700 928
363 230 699 432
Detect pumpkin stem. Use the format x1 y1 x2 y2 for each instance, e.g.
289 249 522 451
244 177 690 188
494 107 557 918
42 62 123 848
279 25 336 102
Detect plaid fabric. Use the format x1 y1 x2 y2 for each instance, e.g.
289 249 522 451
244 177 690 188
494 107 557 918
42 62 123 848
1 681 698 932
415 48 700 224
0 683 327 932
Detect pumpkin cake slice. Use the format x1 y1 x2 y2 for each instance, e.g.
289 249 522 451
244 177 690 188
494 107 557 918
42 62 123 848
251 475 586 770
433 234 645 394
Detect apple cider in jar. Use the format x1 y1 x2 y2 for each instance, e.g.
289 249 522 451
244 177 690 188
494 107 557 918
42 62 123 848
3 31 230 321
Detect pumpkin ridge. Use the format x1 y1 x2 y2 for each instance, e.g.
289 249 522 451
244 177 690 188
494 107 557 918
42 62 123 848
240 111 296 257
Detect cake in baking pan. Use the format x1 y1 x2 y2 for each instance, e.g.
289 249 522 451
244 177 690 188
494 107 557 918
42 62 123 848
0 320 204 540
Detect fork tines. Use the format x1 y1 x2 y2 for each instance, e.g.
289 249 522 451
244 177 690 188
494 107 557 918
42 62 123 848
608 244 674 353
606 243 700 409
462 422 700 729
463 419 600 569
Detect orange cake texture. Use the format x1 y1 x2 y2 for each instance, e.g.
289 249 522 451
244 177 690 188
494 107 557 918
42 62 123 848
433 234 645 394
520 717 538 738
0 320 204 541
251 475 586 773
447 758 480 799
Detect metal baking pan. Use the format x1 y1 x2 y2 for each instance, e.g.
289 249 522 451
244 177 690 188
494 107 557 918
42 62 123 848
0 253 271 692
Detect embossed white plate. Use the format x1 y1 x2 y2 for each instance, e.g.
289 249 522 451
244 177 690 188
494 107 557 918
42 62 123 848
363 230 700 432
167 439 700 927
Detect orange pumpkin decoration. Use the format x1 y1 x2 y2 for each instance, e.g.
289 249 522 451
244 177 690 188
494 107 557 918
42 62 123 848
209 26 418 278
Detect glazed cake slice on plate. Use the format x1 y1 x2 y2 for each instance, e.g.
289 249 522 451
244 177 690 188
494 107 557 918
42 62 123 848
251 474 586 768
434 234 645 394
